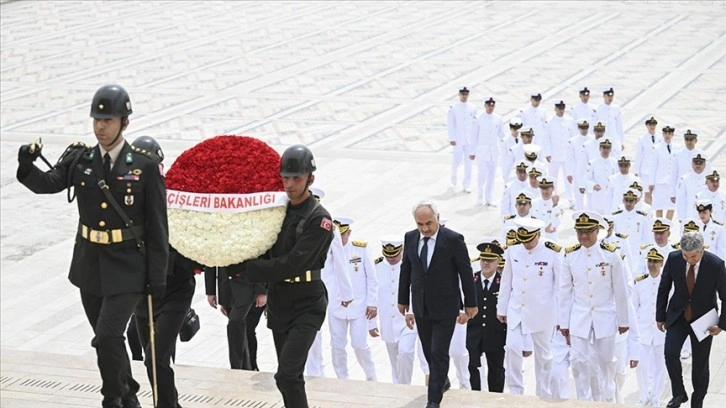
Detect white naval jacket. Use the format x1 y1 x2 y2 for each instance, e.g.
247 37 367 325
469 111 505 160
645 142 677 189
632 272 666 346
321 228 354 305
330 240 379 320
697 189 726 225
447 101 476 145
633 132 660 179
543 113 576 162
373 258 408 343
676 171 707 221
497 239 563 334
559 241 630 339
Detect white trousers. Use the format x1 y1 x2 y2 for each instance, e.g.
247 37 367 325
305 330 325 377
451 144 472 189
384 328 417 384
571 327 616 402
504 324 553 397
550 330 570 400
549 160 570 199
613 333 629 404
636 343 667 405
475 158 497 203
329 316 377 381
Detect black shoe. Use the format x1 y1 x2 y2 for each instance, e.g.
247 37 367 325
122 395 141 408
102 397 123 408
442 377 451 392
666 394 689 408
425 403 440 408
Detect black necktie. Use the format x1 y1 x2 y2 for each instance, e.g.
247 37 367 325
420 237 430 272
515 138 519 144
484 279 489 292
103 153 111 183
651 135 655 143
667 144 671 154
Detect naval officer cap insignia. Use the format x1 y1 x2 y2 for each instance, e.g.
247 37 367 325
523 143 542 160
483 95 496 105
530 91 542 100
645 116 658 125
573 211 604 231
578 86 591 95
520 127 535 137
333 216 353 234
602 86 615 96
692 153 706 164
629 181 644 192
577 118 590 128
662 125 675 133
380 236 404 258
623 188 641 201
599 138 613 148
509 117 523 129
476 241 504 260
515 191 532 204
646 248 664 261
459 86 470 94
594 122 606 131
617 156 631 165
652 217 672 232
696 198 713 212
706 170 720 181
309 187 325 201
683 129 698 139
682 218 701 232
554 100 566 109
539 177 555 189
514 217 544 243
515 161 529 171
528 167 543 177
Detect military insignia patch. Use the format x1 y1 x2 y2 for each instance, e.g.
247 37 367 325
320 217 332 231
124 195 134 206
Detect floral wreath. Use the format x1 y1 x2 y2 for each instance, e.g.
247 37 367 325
165 135 287 267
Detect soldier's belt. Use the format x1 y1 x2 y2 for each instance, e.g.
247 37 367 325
79 224 145 245
283 269 321 284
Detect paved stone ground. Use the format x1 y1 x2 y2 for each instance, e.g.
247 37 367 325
1 1 725 407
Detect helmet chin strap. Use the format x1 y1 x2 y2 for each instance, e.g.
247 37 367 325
101 117 126 149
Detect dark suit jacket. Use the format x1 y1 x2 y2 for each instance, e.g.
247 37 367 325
398 226 477 320
19 141 168 296
467 271 506 352
656 250 726 329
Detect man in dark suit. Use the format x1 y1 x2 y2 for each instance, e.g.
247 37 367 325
16 84 168 408
656 231 726 408
467 240 506 392
398 201 477 408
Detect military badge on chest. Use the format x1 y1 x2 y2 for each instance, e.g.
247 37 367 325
596 261 609 276
125 195 134 206
534 261 548 276
350 256 361 272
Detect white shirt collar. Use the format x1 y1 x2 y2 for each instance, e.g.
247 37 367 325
99 139 126 167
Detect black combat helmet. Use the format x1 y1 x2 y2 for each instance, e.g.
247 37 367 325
280 144 316 176
90 84 133 119
132 135 164 162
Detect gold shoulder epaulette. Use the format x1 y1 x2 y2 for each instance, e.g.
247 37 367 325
545 241 562 253
374 256 384 265
615 232 629 239
600 241 617 252
504 214 516 221
640 243 651 250
714 220 723 226
636 210 648 217
352 240 367 247
611 209 623 215
672 243 681 250
130 145 155 159
565 244 581 254
635 273 649 283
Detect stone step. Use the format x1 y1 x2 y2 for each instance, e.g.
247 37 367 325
0 348 623 408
